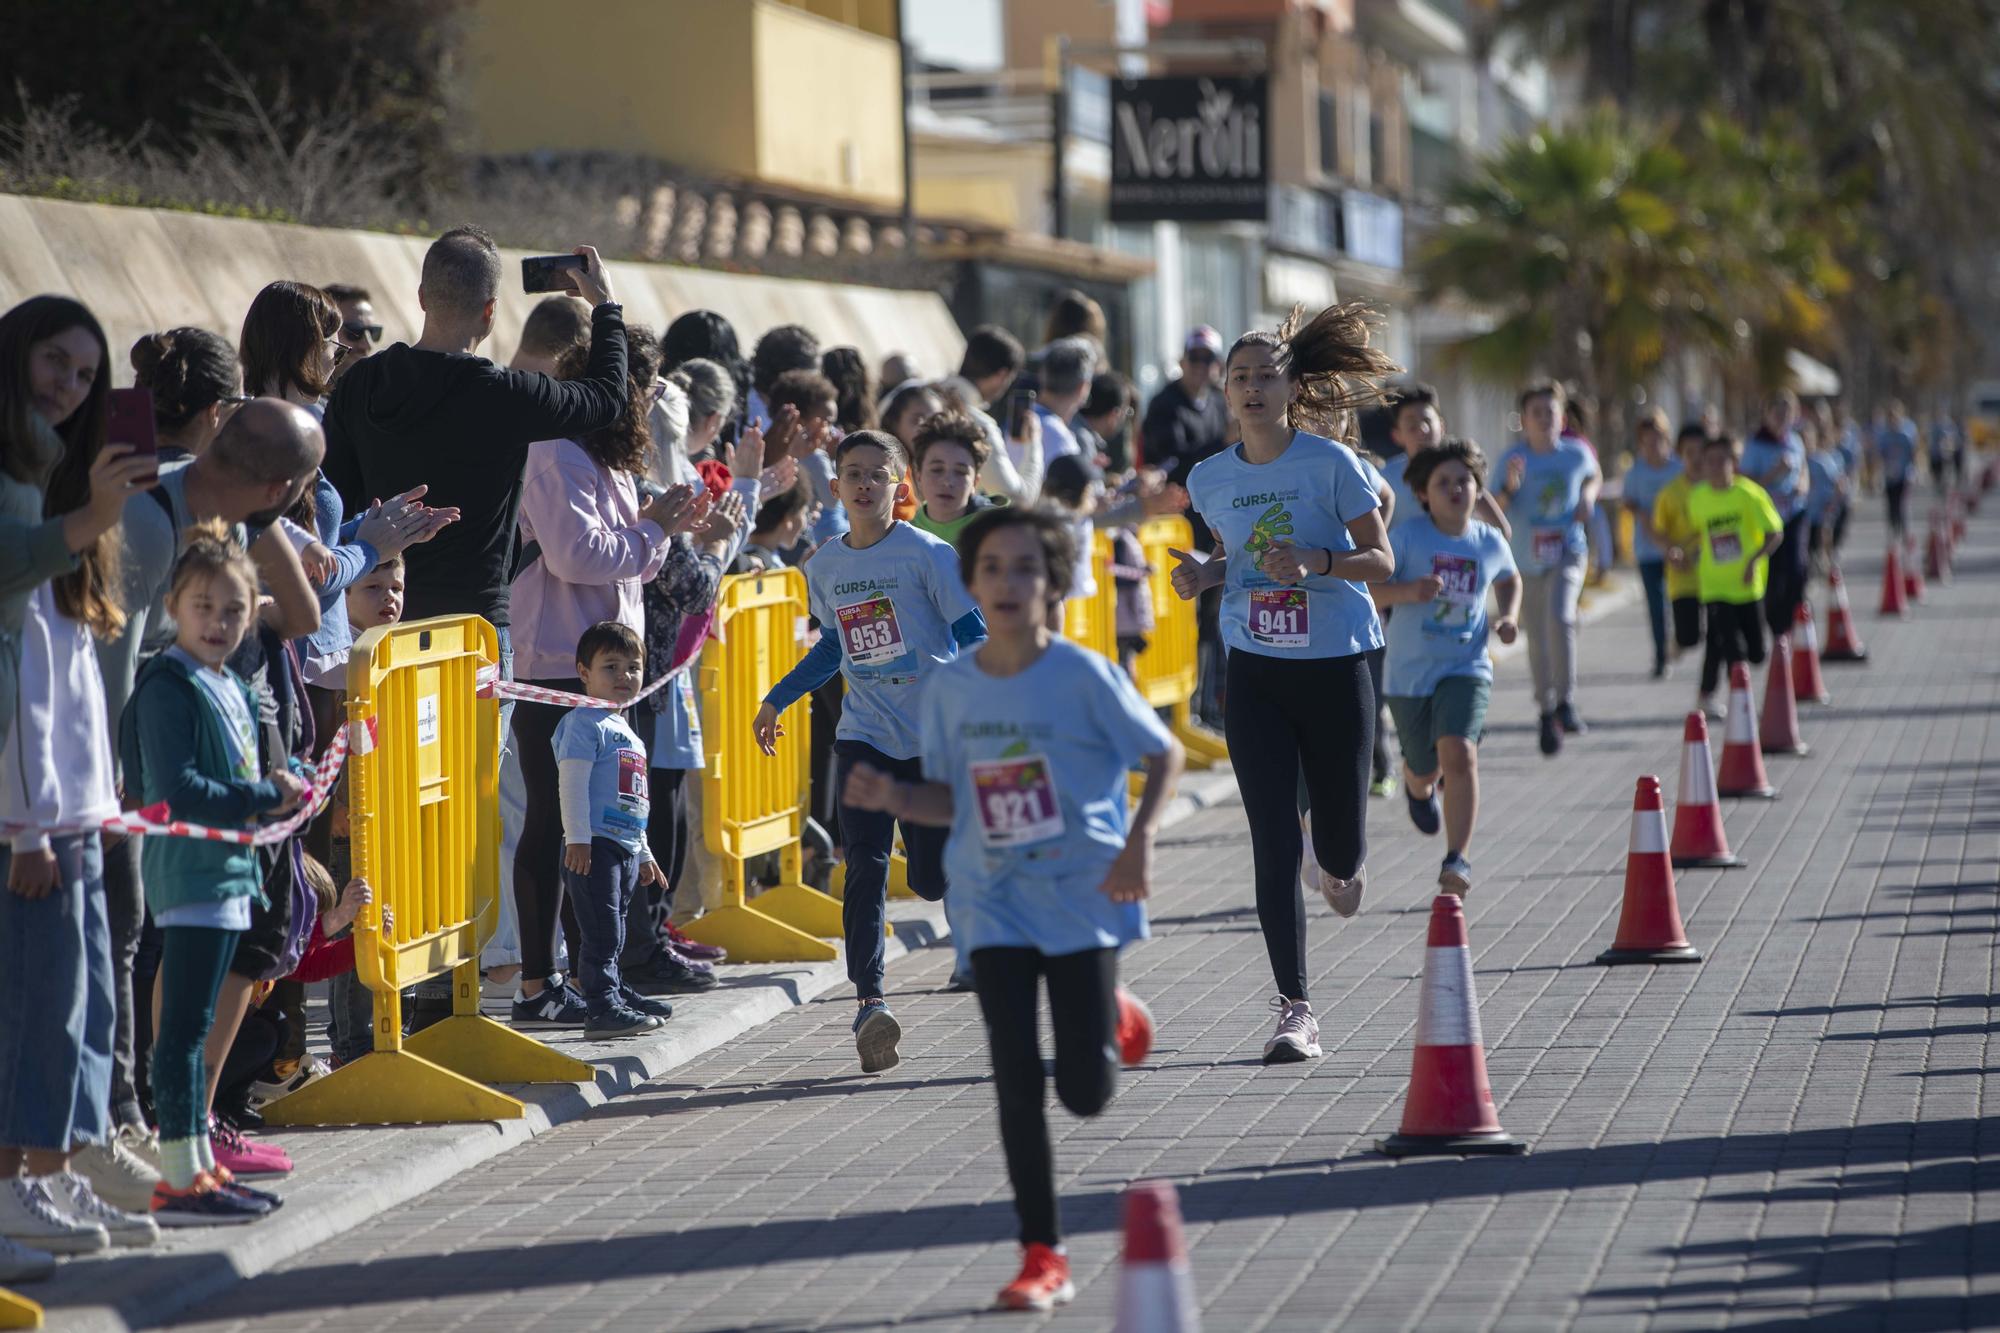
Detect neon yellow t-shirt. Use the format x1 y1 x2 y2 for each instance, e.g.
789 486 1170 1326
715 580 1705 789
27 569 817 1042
1685 477 1782 605
1650 474 1700 600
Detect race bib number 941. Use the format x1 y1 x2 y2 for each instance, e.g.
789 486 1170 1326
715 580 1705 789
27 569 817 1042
836 596 909 666
1248 587 1310 648
971 755 1065 848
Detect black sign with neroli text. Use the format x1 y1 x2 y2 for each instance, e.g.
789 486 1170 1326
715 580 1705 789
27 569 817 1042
1109 75 1268 223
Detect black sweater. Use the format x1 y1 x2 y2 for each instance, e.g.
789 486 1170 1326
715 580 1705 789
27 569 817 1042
322 304 629 627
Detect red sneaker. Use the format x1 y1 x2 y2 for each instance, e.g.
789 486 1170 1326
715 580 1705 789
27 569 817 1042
996 1243 1074 1312
1115 986 1154 1066
663 922 727 963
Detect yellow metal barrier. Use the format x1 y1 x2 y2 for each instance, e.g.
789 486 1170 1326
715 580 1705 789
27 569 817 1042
1061 529 1119 661
0 1287 41 1329
1129 517 1228 766
264 616 591 1126
680 570 846 962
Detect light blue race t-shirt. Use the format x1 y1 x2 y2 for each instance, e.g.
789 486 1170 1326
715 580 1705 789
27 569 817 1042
1620 457 1683 563
1186 432 1385 659
552 706 651 854
918 639 1172 956
806 520 980 760
1742 428 1805 518
1382 517 1517 697
1498 439 1598 573
1875 424 1916 483
1379 452 1419 530
1805 451 1844 524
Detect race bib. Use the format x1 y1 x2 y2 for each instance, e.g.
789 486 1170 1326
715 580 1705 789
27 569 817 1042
971 755 1065 848
1709 529 1742 562
1531 527 1566 566
605 747 649 833
836 595 908 666
1431 553 1479 608
1247 587 1310 648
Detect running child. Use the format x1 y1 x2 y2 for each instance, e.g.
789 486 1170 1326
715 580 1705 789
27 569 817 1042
122 523 305 1224
1371 440 1519 896
1493 381 1600 755
1169 301 1395 1065
843 507 1181 1313
1650 423 1711 701
1676 434 1783 710
753 429 987 1072
1620 407 1683 679
553 621 678 1038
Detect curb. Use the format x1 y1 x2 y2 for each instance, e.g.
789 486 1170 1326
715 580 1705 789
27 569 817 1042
37 766 1242 1333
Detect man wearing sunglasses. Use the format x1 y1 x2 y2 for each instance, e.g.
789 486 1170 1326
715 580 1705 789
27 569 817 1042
324 282 383 383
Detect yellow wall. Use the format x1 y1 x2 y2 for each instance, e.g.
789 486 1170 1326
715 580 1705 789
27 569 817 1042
464 0 903 209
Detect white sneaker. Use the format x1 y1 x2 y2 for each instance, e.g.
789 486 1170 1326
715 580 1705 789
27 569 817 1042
57 1173 157 1248
116 1123 164 1175
248 1053 331 1109
1320 862 1365 917
0 1234 54 1283
1262 996 1322 1064
0 1176 108 1255
72 1130 161 1214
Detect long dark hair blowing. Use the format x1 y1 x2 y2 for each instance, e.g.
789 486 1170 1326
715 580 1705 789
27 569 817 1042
241 281 339 402
557 324 662 475
0 295 123 637
1228 300 1399 440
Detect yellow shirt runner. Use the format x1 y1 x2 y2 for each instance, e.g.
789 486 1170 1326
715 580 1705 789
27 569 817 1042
1685 477 1782 605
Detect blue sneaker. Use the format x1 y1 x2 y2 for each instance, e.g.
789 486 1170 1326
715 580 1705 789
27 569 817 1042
853 1000 902 1073
510 981 589 1030
1440 853 1473 897
1406 784 1441 836
617 984 675 1021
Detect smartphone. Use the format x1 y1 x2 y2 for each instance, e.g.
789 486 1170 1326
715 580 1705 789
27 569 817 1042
1004 387 1038 440
521 254 587 294
106 387 158 472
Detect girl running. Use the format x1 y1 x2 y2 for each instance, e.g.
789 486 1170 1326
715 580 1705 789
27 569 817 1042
1169 302 1395 1064
844 508 1181 1313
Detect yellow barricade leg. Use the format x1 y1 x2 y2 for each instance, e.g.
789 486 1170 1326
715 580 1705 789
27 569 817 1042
262 1050 526 1127
0 1287 43 1329
682 855 837 963
754 843 847 938
1172 701 1230 768
404 959 593 1087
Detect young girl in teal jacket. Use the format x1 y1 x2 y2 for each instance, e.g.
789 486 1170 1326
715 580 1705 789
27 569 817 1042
119 522 304 1225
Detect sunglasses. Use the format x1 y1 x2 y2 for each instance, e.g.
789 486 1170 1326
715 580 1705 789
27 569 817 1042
342 322 384 345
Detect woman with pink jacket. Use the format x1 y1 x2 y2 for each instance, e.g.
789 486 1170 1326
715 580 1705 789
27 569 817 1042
506 327 708 1026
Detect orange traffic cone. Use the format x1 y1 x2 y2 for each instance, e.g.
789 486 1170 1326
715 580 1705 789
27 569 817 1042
1716 662 1777 799
1598 777 1702 965
1903 537 1926 603
1925 523 1952 585
1672 712 1745 868
1879 544 1909 617
1377 895 1526 1158
1823 566 1868 661
1113 1181 1200 1333
1790 601 1831 703
1760 634 1808 757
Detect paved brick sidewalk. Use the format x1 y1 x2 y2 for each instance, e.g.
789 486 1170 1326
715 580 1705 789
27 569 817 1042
147 505 1996 1333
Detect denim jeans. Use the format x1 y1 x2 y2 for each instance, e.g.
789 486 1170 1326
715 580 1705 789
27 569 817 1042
0 836 115 1151
832 741 948 1000
564 838 640 1017
1638 560 1669 670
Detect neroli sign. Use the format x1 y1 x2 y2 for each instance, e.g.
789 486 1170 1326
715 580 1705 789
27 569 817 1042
1110 75 1269 223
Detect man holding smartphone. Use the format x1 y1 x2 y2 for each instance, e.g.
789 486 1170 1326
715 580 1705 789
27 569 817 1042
322 228 628 683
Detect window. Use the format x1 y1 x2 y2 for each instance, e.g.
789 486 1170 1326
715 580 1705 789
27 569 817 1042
1318 90 1340 178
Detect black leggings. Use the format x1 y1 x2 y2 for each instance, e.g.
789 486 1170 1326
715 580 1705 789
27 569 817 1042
1886 479 1908 538
973 946 1118 1248
1672 596 1703 650
1763 512 1809 640
1701 600 1767 696
1225 648 1372 1002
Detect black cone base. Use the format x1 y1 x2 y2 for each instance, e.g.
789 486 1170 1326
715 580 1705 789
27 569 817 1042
1672 853 1746 869
1822 650 1868 663
1596 944 1703 966
1719 787 1778 800
1761 742 1809 757
1377 1131 1527 1158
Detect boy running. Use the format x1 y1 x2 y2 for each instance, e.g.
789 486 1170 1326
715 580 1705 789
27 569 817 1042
1372 441 1520 895
754 430 987 1072
1675 434 1783 709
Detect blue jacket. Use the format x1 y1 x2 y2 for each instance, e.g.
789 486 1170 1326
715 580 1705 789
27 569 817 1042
118 651 280 916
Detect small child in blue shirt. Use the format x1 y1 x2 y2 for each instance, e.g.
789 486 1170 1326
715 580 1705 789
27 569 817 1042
1373 440 1520 896
554 622 677 1038
843 507 1183 1313
752 430 988 1073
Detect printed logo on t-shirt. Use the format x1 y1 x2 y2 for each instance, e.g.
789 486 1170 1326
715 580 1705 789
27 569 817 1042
1237 499 1296 558
836 595 908 666
971 745 1064 848
1248 587 1310 647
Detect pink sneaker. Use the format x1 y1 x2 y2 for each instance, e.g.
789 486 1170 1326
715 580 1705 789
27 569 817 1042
663 922 727 964
209 1118 293 1177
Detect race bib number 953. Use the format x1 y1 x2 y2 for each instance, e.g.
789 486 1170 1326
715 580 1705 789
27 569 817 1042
836 596 908 666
